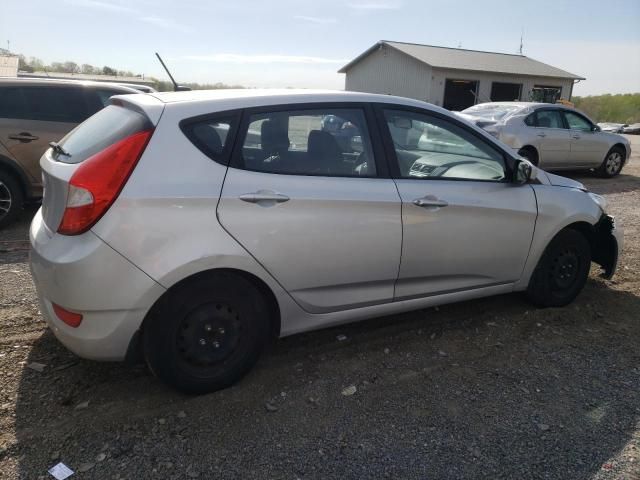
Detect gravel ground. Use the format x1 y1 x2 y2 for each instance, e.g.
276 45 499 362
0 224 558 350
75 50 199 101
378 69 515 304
1 136 639 480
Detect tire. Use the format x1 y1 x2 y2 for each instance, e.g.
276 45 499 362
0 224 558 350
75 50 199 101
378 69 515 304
0 171 24 230
518 147 539 166
596 147 625 178
527 229 591 307
143 272 271 394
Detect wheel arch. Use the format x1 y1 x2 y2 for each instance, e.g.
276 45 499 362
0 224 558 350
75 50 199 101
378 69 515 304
555 218 617 278
517 145 539 165
127 267 282 364
0 154 30 199
611 142 628 162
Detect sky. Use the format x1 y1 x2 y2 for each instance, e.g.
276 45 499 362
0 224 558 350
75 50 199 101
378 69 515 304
2 0 639 96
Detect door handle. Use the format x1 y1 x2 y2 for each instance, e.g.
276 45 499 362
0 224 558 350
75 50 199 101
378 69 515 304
239 190 290 205
413 196 448 208
9 132 39 142
537 133 546 138
572 135 581 139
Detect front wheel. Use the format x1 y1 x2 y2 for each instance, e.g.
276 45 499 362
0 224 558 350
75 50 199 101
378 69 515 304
597 147 625 177
527 229 591 307
143 272 271 394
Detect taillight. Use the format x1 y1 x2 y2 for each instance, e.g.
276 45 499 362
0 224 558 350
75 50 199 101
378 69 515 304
58 129 153 235
52 303 83 328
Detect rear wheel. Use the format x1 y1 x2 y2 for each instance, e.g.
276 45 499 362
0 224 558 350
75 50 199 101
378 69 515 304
0 172 24 229
596 147 624 177
143 272 270 394
527 229 591 307
517 147 539 166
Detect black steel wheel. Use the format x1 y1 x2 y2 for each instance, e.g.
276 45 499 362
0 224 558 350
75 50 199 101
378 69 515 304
527 229 591 307
144 272 271 394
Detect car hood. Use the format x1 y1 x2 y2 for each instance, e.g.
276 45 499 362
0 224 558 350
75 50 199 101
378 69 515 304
541 171 586 190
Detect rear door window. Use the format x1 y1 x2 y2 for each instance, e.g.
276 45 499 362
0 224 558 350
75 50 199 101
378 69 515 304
22 86 89 123
535 110 564 129
55 105 152 164
236 108 376 177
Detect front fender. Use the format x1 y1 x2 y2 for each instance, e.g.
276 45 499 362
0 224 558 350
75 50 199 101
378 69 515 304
514 185 603 290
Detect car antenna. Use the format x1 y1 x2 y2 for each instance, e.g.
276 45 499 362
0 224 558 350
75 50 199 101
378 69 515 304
155 52 190 91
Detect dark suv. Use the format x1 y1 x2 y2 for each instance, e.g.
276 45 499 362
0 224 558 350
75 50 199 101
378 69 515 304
0 78 140 227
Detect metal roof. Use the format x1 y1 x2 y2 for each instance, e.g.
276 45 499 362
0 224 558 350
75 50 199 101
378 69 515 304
339 41 585 80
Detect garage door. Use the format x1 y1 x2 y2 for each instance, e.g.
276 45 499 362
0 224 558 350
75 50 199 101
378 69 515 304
443 79 478 111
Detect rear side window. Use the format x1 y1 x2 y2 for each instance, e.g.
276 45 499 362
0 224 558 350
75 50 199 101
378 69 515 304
0 87 28 119
55 105 152 164
181 117 237 163
23 87 89 123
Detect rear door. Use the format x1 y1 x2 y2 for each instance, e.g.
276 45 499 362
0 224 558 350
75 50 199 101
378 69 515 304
217 104 402 313
377 106 537 300
530 108 570 168
563 110 608 166
0 85 89 185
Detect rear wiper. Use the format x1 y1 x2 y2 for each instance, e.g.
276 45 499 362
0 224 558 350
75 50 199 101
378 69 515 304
49 142 71 157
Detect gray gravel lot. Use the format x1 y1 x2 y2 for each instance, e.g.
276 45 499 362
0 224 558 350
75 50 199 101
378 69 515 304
1 136 639 479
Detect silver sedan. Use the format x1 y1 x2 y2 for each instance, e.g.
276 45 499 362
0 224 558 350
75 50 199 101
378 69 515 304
459 102 631 177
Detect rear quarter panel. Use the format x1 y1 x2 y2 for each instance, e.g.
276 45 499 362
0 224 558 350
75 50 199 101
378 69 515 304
90 102 302 328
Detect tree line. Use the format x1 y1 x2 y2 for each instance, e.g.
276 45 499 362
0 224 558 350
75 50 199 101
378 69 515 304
16 55 245 92
573 93 640 124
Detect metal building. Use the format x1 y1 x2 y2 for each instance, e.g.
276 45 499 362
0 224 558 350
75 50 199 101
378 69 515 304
339 41 585 110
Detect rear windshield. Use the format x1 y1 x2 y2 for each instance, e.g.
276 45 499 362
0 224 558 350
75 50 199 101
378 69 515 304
54 105 151 164
461 105 521 121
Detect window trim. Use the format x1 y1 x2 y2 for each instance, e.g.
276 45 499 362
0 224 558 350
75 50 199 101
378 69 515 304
228 102 389 179
373 103 516 183
179 109 242 166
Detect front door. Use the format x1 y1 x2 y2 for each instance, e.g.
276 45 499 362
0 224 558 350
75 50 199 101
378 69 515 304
378 107 537 300
563 110 608 166
218 105 402 313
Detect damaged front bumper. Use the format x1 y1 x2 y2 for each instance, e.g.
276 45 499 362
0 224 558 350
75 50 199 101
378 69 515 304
593 214 623 279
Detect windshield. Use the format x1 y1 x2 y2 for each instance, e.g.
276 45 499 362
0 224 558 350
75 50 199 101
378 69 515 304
461 105 521 121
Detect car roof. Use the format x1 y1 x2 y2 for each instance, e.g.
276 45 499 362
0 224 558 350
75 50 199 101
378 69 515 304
0 77 140 92
147 88 432 108
467 101 547 109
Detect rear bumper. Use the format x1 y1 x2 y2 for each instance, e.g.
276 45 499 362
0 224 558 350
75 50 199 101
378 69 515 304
29 209 165 361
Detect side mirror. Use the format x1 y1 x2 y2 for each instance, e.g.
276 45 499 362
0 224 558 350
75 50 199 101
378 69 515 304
592 125 601 132
514 159 533 185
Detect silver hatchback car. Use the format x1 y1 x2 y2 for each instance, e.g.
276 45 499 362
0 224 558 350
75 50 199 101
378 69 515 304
30 90 622 393
459 102 631 177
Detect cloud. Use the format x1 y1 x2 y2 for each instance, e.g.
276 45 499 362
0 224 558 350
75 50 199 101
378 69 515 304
140 16 191 33
347 1 402 10
293 15 338 24
185 54 349 64
64 0 136 13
